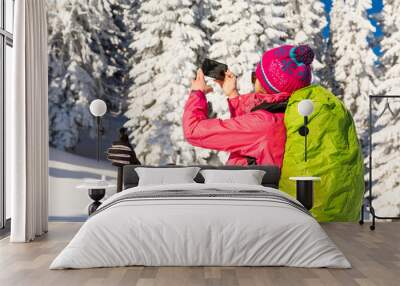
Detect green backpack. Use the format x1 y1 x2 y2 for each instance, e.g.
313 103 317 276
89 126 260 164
279 85 365 222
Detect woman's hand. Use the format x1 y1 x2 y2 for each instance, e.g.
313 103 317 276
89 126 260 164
215 70 239 99
191 69 213 94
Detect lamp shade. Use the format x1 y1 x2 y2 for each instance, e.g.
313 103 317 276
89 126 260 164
298 99 314 116
89 99 107 117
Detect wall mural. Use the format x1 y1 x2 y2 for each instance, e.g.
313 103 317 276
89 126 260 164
47 0 400 218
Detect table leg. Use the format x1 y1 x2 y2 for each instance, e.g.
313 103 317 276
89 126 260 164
296 180 314 210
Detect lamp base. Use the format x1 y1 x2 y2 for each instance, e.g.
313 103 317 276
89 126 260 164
298 126 309 136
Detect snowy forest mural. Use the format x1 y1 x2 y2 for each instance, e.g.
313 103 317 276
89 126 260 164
47 0 400 216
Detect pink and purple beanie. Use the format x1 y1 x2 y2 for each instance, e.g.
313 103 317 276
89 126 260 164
255 45 314 95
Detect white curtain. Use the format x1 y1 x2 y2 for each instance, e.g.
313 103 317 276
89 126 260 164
7 0 49 242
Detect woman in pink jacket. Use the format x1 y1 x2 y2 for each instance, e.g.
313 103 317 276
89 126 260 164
183 45 314 167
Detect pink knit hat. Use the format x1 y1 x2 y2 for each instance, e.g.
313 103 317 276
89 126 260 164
255 45 314 94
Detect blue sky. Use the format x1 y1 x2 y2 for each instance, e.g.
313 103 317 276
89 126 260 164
322 0 383 55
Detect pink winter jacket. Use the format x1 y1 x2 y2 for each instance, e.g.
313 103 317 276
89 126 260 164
183 90 291 167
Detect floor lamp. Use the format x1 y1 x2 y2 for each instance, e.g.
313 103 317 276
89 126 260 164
89 99 107 162
85 99 108 215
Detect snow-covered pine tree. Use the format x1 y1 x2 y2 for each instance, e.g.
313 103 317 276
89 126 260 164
124 0 207 164
209 0 289 94
285 0 328 85
48 1 96 150
369 0 400 216
378 0 400 95
48 0 132 150
322 35 341 94
88 0 132 113
330 0 377 135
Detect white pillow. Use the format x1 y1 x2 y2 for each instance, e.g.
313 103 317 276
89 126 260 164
135 167 200 186
200 169 266 185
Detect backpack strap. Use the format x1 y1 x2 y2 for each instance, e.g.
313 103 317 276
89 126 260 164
251 101 288 113
246 156 257 166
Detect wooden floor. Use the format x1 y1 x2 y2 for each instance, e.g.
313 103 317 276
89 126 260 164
0 222 399 286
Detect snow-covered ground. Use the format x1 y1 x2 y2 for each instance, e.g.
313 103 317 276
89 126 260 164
49 148 117 219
